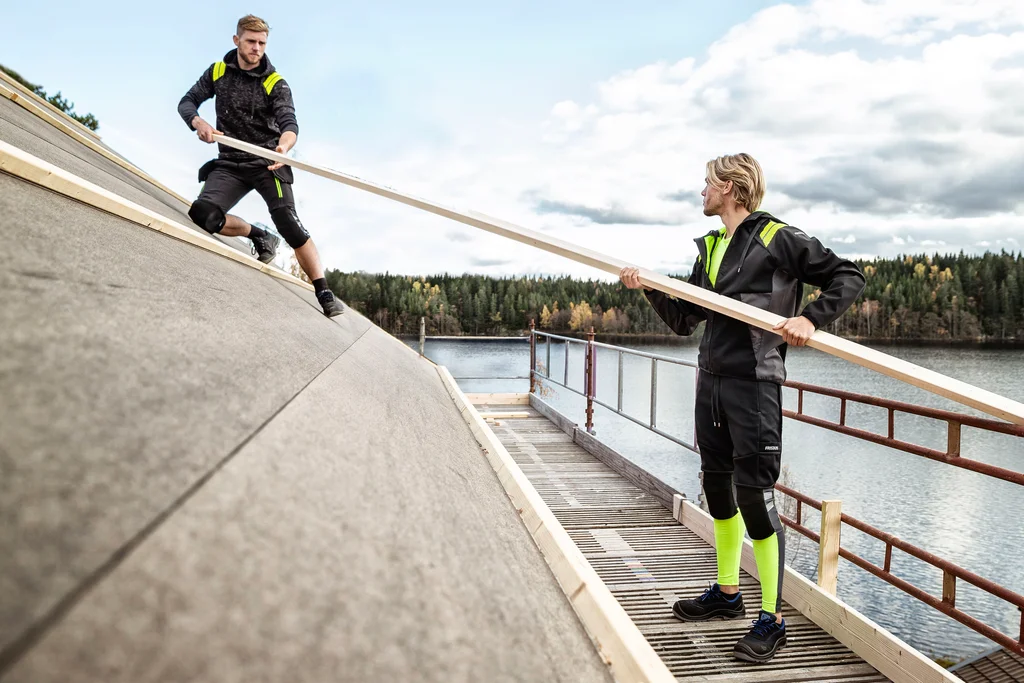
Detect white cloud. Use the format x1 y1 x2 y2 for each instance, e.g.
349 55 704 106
112 0 1024 279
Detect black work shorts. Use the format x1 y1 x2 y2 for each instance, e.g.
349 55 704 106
695 370 783 489
196 158 295 213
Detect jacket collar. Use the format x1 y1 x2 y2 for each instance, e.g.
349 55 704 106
223 49 274 78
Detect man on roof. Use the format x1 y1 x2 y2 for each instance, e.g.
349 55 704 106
620 153 865 663
178 14 343 317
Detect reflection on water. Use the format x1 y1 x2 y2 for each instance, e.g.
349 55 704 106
410 337 1024 662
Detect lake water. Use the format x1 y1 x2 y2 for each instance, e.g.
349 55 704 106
407 336 1024 663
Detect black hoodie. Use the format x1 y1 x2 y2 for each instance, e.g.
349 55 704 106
178 49 298 165
645 211 865 383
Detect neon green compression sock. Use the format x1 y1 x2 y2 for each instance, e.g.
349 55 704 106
714 511 745 586
752 533 781 613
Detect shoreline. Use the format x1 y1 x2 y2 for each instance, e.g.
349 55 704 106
401 333 1024 349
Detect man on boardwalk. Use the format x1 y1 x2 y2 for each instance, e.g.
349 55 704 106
178 14 344 317
620 153 864 662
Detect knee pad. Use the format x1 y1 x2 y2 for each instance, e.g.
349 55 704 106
701 472 738 520
736 486 780 540
188 199 225 234
270 207 310 249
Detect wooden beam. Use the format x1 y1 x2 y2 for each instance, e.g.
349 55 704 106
212 133 1024 426
0 81 194 209
0 141 313 292
465 392 530 405
479 412 532 420
437 366 675 683
818 500 842 596
676 497 957 683
0 68 103 142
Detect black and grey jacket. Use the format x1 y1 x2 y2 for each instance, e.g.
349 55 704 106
645 211 865 384
178 49 298 169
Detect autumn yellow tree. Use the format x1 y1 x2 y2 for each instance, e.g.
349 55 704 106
569 301 592 331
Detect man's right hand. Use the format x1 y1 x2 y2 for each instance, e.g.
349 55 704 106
192 117 222 144
619 266 650 291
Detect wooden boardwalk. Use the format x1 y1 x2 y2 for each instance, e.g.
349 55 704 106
479 403 893 682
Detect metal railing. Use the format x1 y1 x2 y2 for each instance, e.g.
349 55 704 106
526 322 1024 658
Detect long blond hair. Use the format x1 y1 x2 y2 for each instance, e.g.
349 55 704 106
706 153 765 212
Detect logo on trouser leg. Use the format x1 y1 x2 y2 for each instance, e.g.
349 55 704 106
763 445 779 451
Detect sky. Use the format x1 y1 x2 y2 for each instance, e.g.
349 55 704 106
5 0 1024 280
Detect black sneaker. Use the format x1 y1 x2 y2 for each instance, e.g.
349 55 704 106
734 610 787 663
317 289 345 318
250 224 280 264
672 583 746 621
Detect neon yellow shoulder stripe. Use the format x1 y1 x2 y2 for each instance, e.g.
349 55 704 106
263 72 283 95
759 220 787 247
212 61 226 82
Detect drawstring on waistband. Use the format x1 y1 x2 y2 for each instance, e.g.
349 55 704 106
712 374 722 428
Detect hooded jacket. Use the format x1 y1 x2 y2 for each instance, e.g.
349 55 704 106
645 211 865 383
178 49 298 168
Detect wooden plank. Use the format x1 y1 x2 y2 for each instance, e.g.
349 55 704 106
574 426 683 510
0 68 103 142
480 412 532 420
213 132 1024 425
677 498 957 683
0 141 313 292
0 81 194 208
435 366 675 683
466 392 530 405
818 499 842 596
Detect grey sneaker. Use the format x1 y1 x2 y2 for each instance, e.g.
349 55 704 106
250 224 280 264
317 289 345 318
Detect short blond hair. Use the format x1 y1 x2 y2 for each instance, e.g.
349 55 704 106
237 14 270 36
706 153 765 212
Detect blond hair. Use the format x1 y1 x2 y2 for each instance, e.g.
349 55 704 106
236 14 270 36
706 153 765 212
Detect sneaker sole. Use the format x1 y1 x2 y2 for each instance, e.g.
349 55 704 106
733 636 787 663
257 236 281 264
672 604 746 622
323 307 345 318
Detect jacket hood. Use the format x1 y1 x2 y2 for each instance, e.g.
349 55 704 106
222 49 274 78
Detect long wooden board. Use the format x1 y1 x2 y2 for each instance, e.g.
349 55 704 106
211 133 1024 425
436 366 676 683
0 68 104 142
0 141 312 292
0 80 193 208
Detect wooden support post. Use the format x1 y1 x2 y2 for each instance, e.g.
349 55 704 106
947 421 962 457
818 499 842 595
419 317 425 357
943 571 957 607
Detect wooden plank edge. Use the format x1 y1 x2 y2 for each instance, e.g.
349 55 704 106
466 392 530 405
212 132 1024 425
0 140 314 293
0 81 193 208
0 68 104 141
436 366 675 683
676 498 957 683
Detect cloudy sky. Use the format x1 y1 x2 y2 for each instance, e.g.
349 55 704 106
6 0 1024 279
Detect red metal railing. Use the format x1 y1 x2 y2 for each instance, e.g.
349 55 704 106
784 380 1024 487
776 483 1024 658
527 330 1024 657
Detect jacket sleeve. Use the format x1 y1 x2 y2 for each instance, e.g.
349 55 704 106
643 262 707 336
767 226 865 329
270 79 299 136
178 65 215 130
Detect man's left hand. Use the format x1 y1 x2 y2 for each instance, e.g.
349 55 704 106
268 132 297 171
772 316 815 346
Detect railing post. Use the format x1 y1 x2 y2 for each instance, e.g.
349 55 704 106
818 499 842 595
943 570 957 607
419 316 425 357
947 421 962 457
585 326 595 433
529 319 536 394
